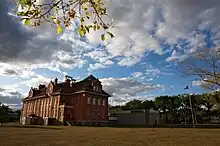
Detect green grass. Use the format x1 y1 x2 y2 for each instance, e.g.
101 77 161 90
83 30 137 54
1 124 220 146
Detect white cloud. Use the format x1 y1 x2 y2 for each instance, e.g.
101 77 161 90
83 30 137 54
144 63 173 77
85 50 114 71
83 0 220 66
2 0 220 107
131 72 143 78
0 87 24 108
100 77 165 105
192 80 212 89
20 74 52 88
2 0 220 73
88 63 107 72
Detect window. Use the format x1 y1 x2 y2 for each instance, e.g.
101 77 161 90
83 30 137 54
87 110 90 117
91 111 95 120
98 99 101 105
93 86 96 91
87 97 91 104
102 100 105 106
93 98 96 105
102 112 105 119
93 86 101 92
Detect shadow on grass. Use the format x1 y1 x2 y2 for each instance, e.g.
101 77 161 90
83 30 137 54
1 124 63 130
108 124 220 129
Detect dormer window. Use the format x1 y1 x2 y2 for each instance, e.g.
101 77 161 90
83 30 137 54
93 86 96 91
92 79 102 92
93 86 101 92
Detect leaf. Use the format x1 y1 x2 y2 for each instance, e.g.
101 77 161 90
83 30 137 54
56 25 62 35
107 32 114 38
53 6 57 15
85 25 90 33
17 12 26 16
93 25 97 31
23 19 30 26
50 16 55 20
80 17 84 22
82 5 87 10
101 34 105 41
19 0 28 5
103 25 108 29
85 11 91 17
78 27 85 37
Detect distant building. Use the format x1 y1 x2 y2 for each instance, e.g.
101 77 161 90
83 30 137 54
21 75 110 126
109 109 160 126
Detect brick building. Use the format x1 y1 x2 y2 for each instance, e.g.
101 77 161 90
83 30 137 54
21 75 110 125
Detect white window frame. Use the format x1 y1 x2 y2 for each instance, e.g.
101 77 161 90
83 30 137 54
98 99 101 105
87 97 91 104
93 98 96 105
102 99 105 106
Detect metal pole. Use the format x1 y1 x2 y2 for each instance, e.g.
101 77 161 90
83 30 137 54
189 94 195 128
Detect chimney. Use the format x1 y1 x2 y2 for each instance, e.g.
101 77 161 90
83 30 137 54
70 81 73 87
65 78 71 87
54 78 58 86
39 84 45 90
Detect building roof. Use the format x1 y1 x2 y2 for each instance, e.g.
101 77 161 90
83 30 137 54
22 74 110 101
113 109 159 114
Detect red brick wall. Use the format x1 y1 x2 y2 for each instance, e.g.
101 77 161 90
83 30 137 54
84 93 108 121
61 93 108 122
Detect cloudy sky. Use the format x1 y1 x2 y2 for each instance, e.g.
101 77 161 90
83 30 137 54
1 0 220 109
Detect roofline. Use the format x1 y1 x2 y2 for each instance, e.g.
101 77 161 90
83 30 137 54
22 90 110 102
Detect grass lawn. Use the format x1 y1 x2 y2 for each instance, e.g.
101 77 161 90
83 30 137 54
1 125 220 146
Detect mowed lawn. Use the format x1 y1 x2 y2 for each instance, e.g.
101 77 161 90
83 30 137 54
1 125 220 146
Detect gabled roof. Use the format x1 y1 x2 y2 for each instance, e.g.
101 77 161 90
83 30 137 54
23 74 110 101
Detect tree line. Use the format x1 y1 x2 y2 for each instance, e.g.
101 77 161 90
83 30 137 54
109 91 220 124
0 103 21 126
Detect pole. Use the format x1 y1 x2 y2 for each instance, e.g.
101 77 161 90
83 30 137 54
189 94 195 128
194 108 198 125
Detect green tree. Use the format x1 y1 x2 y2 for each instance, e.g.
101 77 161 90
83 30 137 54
140 100 156 110
12 0 114 39
155 96 170 123
123 100 143 110
0 103 11 126
200 93 215 122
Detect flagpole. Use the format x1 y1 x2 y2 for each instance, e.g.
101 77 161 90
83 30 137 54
185 84 196 128
189 94 195 128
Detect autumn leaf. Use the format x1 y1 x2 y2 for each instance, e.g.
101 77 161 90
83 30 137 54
23 19 30 26
13 0 114 41
101 34 105 41
107 31 114 38
56 25 62 35
82 5 87 10
78 27 85 37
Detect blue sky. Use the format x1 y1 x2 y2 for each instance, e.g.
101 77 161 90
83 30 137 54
0 0 220 108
